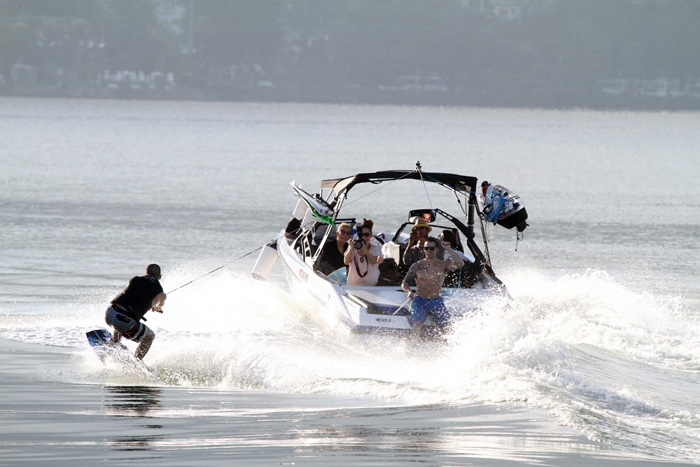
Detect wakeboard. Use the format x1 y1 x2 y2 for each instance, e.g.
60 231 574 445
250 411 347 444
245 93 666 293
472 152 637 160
86 328 152 375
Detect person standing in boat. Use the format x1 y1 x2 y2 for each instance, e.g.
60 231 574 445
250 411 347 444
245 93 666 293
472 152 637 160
105 264 166 360
318 222 351 275
403 218 445 267
401 239 464 337
345 218 383 286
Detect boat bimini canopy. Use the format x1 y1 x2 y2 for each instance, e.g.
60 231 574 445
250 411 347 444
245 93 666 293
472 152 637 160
320 170 478 202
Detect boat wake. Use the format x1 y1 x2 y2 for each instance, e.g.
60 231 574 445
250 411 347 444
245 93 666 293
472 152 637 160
454 269 700 461
1 267 700 461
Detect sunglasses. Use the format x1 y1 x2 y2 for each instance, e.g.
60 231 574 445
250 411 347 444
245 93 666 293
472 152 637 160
424 246 436 251
361 232 372 237
339 229 350 235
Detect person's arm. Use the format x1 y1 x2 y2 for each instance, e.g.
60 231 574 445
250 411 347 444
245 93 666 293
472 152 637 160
344 240 355 266
365 241 383 264
403 245 417 266
403 231 418 265
401 265 417 299
406 230 418 250
443 242 464 271
151 292 166 313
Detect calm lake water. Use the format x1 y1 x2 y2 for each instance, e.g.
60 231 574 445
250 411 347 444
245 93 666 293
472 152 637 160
1 96 699 465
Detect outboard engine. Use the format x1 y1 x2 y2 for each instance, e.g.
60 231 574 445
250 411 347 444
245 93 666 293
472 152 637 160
481 181 528 233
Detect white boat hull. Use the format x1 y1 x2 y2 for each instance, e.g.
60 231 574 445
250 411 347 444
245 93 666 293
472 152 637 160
260 168 520 337
276 229 502 335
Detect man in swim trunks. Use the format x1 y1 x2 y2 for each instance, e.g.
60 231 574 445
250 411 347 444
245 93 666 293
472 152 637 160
105 264 167 359
401 239 464 337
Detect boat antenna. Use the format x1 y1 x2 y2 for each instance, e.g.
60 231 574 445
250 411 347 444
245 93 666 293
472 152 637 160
415 161 435 212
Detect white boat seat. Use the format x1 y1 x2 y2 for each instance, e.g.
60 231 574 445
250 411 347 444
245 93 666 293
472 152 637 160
381 241 401 264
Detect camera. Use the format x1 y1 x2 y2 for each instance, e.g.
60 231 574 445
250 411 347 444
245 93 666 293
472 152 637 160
353 238 365 250
352 223 365 250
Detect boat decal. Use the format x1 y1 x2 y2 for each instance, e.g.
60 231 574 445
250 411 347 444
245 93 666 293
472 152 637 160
298 268 308 283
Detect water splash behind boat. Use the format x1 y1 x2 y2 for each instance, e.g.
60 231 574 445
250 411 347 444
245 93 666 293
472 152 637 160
2 265 700 459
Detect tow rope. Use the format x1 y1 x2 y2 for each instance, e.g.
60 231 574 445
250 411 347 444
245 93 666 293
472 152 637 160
166 243 270 295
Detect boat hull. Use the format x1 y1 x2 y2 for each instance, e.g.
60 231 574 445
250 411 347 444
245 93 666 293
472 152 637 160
276 229 504 335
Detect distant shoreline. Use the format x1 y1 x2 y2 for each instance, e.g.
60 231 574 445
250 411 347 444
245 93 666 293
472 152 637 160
2 84 699 111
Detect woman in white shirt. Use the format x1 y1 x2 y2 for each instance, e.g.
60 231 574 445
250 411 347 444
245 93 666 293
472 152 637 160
344 218 383 286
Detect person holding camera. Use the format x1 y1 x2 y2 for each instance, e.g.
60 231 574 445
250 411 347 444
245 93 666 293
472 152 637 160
344 218 383 286
403 218 445 267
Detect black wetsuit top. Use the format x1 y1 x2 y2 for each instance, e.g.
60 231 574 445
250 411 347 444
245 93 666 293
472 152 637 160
111 275 163 321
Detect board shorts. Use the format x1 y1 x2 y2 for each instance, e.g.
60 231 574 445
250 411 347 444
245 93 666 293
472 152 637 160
105 305 149 342
410 296 451 327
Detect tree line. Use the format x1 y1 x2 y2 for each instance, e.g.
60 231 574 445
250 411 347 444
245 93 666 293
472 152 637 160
1 0 699 108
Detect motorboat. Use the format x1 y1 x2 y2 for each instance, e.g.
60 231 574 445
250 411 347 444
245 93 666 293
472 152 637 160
252 163 528 336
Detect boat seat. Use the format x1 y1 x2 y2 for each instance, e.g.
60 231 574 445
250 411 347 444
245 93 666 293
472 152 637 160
381 241 401 264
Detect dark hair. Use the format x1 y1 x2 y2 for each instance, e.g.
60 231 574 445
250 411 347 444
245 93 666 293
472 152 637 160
146 264 161 276
361 218 374 232
423 239 437 249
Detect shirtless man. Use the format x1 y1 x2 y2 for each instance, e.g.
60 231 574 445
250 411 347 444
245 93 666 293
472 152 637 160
401 239 464 337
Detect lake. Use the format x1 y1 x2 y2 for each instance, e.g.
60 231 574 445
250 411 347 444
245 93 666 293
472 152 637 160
1 96 699 465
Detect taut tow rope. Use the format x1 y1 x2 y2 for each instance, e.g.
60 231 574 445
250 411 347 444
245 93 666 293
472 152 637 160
166 242 271 295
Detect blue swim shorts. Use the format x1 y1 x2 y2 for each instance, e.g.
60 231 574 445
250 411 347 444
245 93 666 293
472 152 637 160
410 296 451 327
105 306 149 342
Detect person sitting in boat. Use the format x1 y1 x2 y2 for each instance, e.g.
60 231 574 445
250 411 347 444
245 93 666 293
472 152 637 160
344 218 384 286
401 239 464 337
317 222 351 275
402 218 444 267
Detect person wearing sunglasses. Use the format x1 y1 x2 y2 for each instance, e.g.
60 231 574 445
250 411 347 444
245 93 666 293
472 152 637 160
344 218 384 286
403 217 445 267
318 222 351 275
401 239 464 337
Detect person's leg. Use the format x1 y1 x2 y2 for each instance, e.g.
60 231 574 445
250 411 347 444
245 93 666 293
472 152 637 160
110 330 122 343
410 297 427 339
117 320 153 360
105 306 126 343
430 298 451 334
411 321 423 338
134 328 155 360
